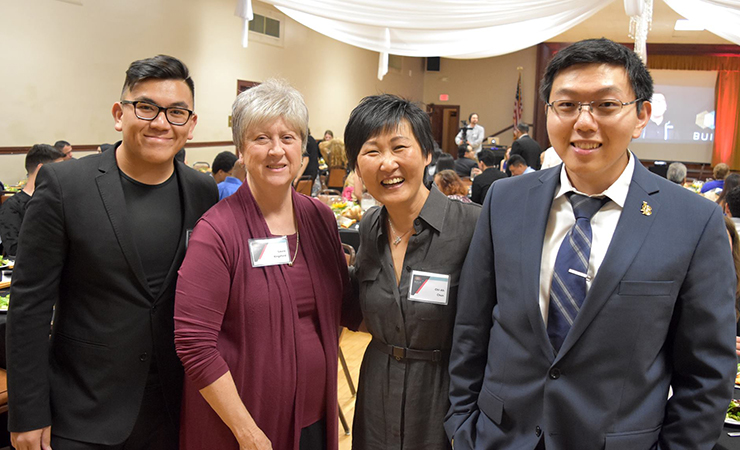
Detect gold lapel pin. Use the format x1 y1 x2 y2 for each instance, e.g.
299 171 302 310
640 201 652 216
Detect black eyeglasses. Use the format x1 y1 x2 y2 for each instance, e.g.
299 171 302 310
120 100 193 126
546 98 643 119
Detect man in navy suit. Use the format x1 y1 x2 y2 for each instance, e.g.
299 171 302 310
445 38 736 450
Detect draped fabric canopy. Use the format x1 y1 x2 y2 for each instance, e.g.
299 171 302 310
264 0 615 59
662 0 740 47
252 0 740 60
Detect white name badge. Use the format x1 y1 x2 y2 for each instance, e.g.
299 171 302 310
248 236 291 267
408 270 450 305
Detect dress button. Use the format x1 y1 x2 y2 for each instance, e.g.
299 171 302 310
140 352 148 362
549 368 561 379
535 425 542 437
405 265 412 271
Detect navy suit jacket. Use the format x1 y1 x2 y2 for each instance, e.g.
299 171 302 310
446 160 736 450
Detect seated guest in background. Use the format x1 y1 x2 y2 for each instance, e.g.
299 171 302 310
322 129 333 143
211 151 243 200
175 79 356 450
511 123 542 169
436 152 455 173
471 149 506 204
507 153 534 176
53 140 73 160
435 169 472 203
455 144 478 179
7 55 217 450
446 37 735 450
701 162 730 193
454 113 485 155
320 137 348 170
0 144 64 257
666 162 687 185
344 94 480 449
718 173 740 211
724 215 740 355
724 186 740 235
96 142 116 153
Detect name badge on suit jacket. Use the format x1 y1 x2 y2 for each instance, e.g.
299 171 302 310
186 229 193 249
248 236 291 267
408 270 450 305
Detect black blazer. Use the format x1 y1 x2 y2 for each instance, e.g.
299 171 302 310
471 167 506 204
510 135 542 169
7 149 217 444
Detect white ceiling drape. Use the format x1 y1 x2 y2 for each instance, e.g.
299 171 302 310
262 0 616 59
662 0 740 46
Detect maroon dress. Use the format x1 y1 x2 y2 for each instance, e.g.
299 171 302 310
174 182 357 450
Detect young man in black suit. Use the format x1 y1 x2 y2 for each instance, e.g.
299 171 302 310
7 55 218 450
470 149 506 205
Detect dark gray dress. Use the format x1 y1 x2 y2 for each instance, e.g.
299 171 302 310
352 187 481 450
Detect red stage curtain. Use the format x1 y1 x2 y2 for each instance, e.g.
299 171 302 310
714 71 740 169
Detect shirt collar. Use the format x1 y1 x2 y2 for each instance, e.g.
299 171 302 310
223 176 242 185
375 185 448 238
555 150 634 208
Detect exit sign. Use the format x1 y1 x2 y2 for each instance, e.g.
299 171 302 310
439 94 449 101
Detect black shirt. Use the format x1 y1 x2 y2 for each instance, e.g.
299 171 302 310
120 170 182 297
0 190 31 257
303 135 320 180
471 167 507 205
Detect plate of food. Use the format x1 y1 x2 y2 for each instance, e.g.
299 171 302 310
0 293 8 312
0 258 13 270
727 399 740 425
735 363 740 388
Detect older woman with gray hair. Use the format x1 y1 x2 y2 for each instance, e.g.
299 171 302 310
666 162 687 185
174 79 356 450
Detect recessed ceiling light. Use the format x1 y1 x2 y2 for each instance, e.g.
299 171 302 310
674 19 704 31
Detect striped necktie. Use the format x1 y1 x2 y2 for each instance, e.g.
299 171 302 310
547 193 608 352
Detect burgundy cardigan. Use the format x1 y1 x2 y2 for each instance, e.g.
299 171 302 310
175 182 357 450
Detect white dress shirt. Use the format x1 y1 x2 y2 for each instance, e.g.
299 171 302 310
538 152 635 323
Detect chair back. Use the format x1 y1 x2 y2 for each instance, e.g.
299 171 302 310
295 175 313 196
327 167 347 190
342 243 356 266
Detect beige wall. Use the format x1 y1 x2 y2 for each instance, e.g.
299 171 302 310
423 47 539 148
0 0 425 183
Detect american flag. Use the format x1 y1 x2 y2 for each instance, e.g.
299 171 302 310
513 72 523 127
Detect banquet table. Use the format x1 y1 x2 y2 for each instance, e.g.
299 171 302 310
715 386 740 450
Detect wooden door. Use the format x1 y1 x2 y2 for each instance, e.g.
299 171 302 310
427 104 460 155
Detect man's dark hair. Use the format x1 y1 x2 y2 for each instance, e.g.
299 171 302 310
121 55 195 103
53 140 70 151
344 94 434 171
508 154 527 168
212 151 238 175
26 144 64 174
478 149 496 167
436 153 455 172
726 186 740 218
516 123 529 134
539 38 653 115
